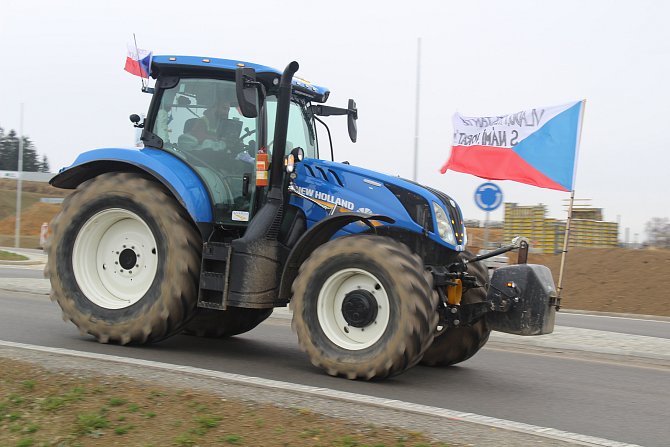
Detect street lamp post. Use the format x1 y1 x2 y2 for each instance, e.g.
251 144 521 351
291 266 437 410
14 104 24 248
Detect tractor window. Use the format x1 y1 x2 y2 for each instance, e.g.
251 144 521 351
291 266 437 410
152 78 260 225
265 98 317 159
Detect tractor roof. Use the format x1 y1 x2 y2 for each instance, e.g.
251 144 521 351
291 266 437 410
151 55 330 103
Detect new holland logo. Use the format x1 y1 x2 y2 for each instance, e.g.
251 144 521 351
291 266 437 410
293 186 355 211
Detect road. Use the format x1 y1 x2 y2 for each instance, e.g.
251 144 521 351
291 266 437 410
1 288 668 446
555 312 669 339
0 266 44 279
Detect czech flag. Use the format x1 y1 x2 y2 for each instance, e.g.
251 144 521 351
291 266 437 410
441 101 584 192
124 45 152 78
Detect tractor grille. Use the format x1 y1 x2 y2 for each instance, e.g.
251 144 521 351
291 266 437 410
385 183 433 232
421 185 466 246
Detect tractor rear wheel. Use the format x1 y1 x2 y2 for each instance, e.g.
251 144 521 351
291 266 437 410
420 251 492 366
46 173 201 344
291 235 438 380
183 308 273 337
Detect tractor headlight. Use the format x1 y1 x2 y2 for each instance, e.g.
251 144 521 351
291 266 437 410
432 202 456 245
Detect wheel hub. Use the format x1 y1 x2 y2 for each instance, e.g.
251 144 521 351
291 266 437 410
118 248 137 270
341 290 378 328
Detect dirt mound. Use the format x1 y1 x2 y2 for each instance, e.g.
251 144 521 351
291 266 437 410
467 227 670 316
0 179 68 196
528 247 670 316
0 202 61 236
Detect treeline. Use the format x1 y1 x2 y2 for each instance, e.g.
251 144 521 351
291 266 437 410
0 126 50 172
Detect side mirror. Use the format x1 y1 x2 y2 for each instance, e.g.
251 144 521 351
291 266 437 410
347 99 358 143
235 67 259 118
129 114 143 128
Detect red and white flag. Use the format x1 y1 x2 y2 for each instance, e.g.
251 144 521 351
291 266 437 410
124 44 152 78
441 101 584 192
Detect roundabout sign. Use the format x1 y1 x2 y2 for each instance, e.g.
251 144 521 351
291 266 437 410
474 182 503 212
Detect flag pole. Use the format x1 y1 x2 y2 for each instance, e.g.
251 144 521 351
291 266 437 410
556 189 574 306
556 99 586 308
412 37 421 182
133 33 146 90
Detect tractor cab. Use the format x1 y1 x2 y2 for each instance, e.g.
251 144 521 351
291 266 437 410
141 56 326 228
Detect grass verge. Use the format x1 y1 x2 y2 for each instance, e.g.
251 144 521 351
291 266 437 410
0 250 29 261
0 358 456 447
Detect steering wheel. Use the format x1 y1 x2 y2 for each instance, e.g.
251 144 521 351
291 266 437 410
240 126 257 142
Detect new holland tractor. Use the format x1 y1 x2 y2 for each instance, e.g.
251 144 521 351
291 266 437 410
46 55 557 380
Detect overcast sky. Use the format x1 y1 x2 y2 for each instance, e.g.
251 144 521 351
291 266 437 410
2 0 668 242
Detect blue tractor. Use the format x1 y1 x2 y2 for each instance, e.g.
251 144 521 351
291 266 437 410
46 56 557 379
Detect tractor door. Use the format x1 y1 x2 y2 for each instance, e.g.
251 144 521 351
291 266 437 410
151 77 261 226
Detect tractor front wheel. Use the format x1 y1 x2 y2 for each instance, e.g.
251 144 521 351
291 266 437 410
46 173 201 344
291 235 438 380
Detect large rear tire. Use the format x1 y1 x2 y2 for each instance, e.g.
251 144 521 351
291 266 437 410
291 235 438 380
183 308 273 337
420 251 491 366
46 173 201 344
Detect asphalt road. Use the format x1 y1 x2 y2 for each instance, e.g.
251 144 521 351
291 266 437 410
555 312 670 339
0 266 44 279
1 290 668 446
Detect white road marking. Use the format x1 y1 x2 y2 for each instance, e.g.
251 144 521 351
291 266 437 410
560 313 670 324
0 339 643 447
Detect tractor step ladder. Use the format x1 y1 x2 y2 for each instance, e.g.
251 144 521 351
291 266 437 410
196 241 231 310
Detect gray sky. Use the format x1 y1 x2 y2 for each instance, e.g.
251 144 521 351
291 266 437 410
1 0 668 242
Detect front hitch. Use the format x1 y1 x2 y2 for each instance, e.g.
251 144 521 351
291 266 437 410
429 237 556 335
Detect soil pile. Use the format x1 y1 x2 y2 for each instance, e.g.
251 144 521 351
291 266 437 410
0 202 61 236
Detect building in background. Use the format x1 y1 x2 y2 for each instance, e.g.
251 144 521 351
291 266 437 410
503 203 618 253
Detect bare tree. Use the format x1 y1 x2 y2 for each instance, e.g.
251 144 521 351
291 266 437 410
645 217 670 248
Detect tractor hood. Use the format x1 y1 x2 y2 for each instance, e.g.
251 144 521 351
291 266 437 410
289 158 467 252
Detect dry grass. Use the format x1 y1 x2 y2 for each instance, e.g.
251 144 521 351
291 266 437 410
0 358 454 447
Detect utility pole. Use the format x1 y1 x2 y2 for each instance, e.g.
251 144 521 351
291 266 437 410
412 37 421 182
14 104 24 248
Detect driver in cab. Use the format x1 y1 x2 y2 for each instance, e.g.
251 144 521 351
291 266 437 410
177 95 254 165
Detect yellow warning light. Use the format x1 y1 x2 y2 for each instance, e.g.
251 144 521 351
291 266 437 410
202 59 211 63
507 282 515 288
237 63 245 67
169 57 176 61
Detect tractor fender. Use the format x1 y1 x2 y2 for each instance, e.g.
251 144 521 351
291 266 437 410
50 148 213 224
278 212 394 302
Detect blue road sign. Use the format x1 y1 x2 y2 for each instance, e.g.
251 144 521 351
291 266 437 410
474 182 503 211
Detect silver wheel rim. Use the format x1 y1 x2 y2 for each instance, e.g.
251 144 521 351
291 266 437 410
316 268 390 351
72 208 159 309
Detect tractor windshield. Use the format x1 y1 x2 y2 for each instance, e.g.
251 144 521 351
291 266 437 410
266 97 317 159
152 78 260 225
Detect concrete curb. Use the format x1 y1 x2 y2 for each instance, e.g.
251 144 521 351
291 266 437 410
0 247 47 265
0 259 45 266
